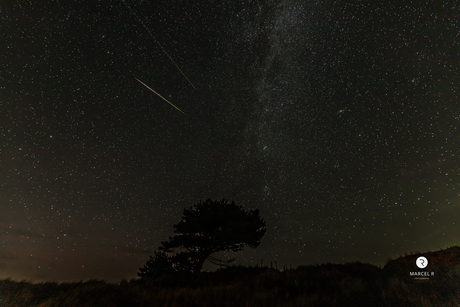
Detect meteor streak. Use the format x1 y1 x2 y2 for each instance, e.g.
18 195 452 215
135 78 186 115
122 0 196 90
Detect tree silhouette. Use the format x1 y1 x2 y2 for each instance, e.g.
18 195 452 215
138 198 266 276
137 250 174 278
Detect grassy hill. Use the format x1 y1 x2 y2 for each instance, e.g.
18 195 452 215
1 246 459 307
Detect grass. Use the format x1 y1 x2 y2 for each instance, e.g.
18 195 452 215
1 246 459 307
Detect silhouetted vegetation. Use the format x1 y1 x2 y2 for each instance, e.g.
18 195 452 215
138 198 266 276
1 246 459 307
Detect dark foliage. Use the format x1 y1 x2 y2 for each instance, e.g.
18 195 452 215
137 250 174 278
138 198 266 276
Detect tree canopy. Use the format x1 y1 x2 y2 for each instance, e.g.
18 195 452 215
138 198 266 276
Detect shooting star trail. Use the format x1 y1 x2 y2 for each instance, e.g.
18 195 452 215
122 0 196 90
136 78 186 115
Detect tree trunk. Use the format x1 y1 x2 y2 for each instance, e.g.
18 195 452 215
195 249 212 272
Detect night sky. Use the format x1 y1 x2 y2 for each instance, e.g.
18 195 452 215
1 0 459 283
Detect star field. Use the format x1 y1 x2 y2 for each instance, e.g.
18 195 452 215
1 0 459 282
